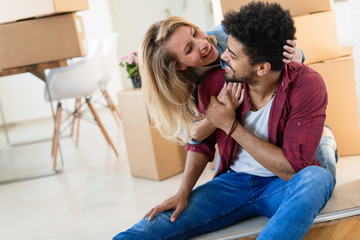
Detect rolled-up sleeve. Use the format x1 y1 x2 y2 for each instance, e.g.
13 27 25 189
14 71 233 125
282 73 327 172
186 131 217 162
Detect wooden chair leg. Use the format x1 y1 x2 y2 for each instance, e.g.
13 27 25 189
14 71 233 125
71 98 81 137
85 98 119 156
53 103 62 170
76 98 82 146
101 89 121 127
51 102 61 156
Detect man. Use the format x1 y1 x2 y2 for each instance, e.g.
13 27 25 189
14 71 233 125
113 2 334 239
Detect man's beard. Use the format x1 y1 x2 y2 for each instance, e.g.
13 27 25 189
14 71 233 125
224 69 256 85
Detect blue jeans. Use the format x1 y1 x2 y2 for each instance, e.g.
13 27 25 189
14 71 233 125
113 166 334 240
316 136 338 184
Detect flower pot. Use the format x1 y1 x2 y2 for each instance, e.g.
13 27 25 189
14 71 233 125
131 75 141 88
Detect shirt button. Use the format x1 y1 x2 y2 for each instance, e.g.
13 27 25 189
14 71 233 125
297 122 302 126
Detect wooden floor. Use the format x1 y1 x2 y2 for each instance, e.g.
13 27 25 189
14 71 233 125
304 215 360 240
239 215 360 240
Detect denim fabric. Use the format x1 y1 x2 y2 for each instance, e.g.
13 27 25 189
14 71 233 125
189 138 202 145
316 136 338 184
206 24 228 70
113 166 334 240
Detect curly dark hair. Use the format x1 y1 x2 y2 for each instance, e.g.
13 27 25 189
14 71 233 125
222 1 296 70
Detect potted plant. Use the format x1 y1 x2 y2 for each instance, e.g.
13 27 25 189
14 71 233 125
119 50 141 88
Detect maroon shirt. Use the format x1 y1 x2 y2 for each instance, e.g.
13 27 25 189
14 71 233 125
186 62 326 177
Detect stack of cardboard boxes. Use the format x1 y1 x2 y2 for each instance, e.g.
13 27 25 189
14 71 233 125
213 0 360 156
0 0 89 70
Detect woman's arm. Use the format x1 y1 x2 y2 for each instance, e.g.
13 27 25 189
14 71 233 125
192 118 217 141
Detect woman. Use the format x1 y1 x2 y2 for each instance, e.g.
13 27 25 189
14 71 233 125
140 16 304 144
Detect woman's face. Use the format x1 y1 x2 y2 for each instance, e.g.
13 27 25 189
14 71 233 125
166 25 219 70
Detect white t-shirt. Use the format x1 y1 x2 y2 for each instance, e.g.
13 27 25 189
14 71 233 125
230 97 275 177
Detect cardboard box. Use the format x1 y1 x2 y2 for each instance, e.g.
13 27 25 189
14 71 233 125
340 46 353 57
0 13 86 69
212 0 333 24
294 11 340 64
117 89 186 181
308 56 360 156
0 0 89 24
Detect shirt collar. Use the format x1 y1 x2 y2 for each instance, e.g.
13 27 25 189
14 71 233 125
281 62 299 90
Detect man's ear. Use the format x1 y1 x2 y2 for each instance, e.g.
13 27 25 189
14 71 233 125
256 62 271 76
176 63 187 70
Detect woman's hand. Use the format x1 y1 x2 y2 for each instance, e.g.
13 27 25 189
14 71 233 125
282 40 304 64
217 82 244 109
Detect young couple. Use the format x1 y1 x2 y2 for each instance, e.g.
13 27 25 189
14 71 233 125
114 2 338 239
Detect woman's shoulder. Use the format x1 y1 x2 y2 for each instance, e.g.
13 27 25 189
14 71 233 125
206 24 228 56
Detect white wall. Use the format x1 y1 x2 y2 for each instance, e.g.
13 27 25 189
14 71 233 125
333 0 353 46
348 0 360 127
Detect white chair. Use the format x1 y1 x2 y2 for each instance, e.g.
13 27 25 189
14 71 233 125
97 33 121 126
45 38 119 168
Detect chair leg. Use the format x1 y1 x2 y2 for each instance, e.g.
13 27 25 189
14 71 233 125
101 89 121 127
85 98 119 156
71 98 81 137
53 103 62 170
76 98 82 146
51 102 62 156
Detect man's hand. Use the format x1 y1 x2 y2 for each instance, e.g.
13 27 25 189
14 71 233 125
207 93 236 132
144 191 189 223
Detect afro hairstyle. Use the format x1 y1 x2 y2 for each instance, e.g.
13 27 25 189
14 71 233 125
222 1 296 70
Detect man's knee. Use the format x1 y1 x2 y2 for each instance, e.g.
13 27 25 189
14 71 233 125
294 166 334 198
298 166 333 183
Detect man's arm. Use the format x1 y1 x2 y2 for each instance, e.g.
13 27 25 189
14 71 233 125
206 94 295 181
224 119 295 181
144 151 208 222
192 82 244 141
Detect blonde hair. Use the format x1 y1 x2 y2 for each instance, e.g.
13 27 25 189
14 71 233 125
140 16 216 144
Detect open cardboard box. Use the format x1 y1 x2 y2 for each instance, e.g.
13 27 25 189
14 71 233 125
117 89 186 181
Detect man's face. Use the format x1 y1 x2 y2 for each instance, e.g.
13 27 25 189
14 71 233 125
220 35 257 84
